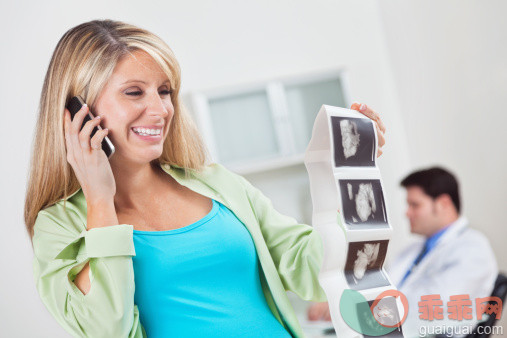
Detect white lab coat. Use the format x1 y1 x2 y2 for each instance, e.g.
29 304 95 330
387 216 498 337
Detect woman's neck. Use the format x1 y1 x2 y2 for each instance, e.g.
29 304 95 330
111 160 172 211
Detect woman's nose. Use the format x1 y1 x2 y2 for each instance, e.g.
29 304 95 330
146 92 170 119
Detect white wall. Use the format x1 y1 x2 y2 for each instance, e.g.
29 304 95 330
379 0 507 271
378 1 507 333
4 0 502 337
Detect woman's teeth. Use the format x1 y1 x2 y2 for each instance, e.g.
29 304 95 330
132 127 161 136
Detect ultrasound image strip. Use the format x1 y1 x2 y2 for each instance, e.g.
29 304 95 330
304 106 402 336
331 116 376 168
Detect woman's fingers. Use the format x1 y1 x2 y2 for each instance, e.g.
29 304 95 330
308 302 330 321
350 102 361 111
70 104 90 135
79 115 102 151
363 104 386 134
67 104 90 166
351 102 386 157
90 128 109 150
61 101 117 203
375 122 386 148
351 102 386 134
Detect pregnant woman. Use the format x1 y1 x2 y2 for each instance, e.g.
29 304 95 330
25 19 386 337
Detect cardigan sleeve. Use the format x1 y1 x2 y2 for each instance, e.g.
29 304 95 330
32 210 144 338
238 176 328 303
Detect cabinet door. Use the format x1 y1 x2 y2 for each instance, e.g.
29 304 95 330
208 90 280 164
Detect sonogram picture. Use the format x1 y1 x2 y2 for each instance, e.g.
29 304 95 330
338 179 389 229
331 116 376 167
345 240 390 290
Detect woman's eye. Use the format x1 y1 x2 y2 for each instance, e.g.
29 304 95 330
125 90 172 96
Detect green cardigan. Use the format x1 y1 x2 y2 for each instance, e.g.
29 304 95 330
32 162 328 337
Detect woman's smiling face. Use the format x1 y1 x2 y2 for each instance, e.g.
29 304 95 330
93 49 174 166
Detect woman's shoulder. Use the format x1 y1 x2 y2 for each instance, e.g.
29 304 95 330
167 162 247 187
200 162 243 180
34 190 87 237
198 162 256 192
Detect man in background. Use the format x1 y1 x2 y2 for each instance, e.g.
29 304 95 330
307 167 498 336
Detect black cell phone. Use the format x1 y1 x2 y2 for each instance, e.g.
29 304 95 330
66 96 115 158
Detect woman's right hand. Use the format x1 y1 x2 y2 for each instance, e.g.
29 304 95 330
64 104 116 205
307 301 332 321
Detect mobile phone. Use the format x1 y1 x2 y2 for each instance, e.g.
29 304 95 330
66 96 115 158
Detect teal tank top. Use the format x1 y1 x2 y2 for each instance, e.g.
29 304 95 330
132 199 291 337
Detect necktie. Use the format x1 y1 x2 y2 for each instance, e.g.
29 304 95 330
398 241 430 287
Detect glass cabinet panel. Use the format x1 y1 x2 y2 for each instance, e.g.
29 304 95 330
208 91 279 164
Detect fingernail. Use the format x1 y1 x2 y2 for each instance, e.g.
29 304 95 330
104 128 108 131
359 103 366 111
82 103 87 108
352 101 360 106
95 115 101 119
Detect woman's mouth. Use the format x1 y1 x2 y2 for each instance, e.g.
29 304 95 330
131 127 163 141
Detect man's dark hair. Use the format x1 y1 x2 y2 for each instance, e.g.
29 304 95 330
400 167 461 213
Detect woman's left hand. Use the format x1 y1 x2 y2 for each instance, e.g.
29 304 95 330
350 102 386 157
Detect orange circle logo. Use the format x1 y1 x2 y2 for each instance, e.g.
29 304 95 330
370 290 409 328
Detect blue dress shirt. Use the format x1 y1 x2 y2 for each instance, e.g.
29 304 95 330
398 224 452 287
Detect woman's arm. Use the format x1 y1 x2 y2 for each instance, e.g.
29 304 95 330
239 175 328 303
32 208 143 338
73 198 119 295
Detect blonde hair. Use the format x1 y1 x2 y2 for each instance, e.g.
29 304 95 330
25 19 209 238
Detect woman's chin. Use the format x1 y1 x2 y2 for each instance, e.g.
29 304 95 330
113 148 163 166
138 152 163 164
